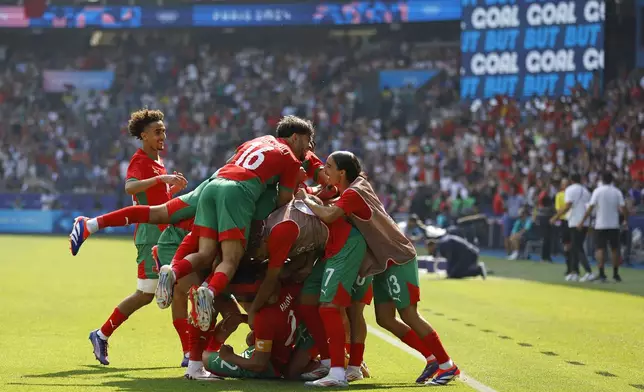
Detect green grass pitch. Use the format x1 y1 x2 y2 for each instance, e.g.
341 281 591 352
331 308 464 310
1 235 644 392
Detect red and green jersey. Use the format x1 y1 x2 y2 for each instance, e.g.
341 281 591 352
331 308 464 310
126 149 171 245
254 284 302 372
302 151 324 184
216 135 302 194
324 189 371 259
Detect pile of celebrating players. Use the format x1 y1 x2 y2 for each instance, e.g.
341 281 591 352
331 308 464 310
69 110 460 387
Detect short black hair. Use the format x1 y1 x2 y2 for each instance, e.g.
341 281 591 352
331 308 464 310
602 171 613 184
571 173 582 183
275 115 314 138
330 151 364 183
128 109 164 139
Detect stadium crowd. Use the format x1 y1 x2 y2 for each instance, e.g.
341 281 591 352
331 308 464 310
1 30 643 221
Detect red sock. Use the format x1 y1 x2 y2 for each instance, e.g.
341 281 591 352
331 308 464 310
207 272 230 296
172 318 190 354
349 343 365 367
319 307 345 368
97 206 150 229
401 330 433 359
297 304 330 360
100 307 128 337
171 258 193 280
172 232 199 262
421 331 450 364
345 343 351 355
188 324 206 361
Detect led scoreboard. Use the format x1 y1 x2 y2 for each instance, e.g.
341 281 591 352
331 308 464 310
460 0 605 100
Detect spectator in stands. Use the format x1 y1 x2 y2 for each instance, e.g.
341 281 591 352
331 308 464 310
507 207 533 260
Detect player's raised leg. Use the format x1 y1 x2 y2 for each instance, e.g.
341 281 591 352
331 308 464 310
70 188 199 256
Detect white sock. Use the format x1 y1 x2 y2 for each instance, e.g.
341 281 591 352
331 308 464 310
329 367 345 380
321 359 331 367
347 365 361 373
438 359 454 370
96 330 108 341
86 218 99 234
426 355 437 362
188 360 203 372
184 352 190 358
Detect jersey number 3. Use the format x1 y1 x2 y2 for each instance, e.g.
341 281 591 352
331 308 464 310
235 142 275 170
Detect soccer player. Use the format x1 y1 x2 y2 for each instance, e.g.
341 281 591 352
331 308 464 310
295 166 371 387
245 197 329 328
299 151 459 386
204 283 319 380
158 116 314 332
77 109 188 366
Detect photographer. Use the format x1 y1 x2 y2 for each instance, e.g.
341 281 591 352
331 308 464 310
425 226 487 280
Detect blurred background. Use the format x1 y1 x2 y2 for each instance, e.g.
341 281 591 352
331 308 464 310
0 0 643 266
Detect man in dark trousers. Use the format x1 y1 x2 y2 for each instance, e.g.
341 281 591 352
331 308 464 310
425 226 487 279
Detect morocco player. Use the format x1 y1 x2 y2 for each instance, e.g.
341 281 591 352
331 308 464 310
71 109 187 365
156 116 314 332
307 151 460 386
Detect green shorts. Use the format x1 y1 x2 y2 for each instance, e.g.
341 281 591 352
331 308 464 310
136 244 158 293
253 185 278 221
373 257 420 309
352 274 374 305
193 177 259 243
204 346 279 379
155 225 190 267
294 323 316 351
302 228 365 307
167 178 210 224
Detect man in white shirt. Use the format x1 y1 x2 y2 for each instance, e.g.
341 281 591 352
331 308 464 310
550 173 594 282
579 172 627 283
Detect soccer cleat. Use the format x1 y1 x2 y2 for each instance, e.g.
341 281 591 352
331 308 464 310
88 330 109 365
151 245 161 273
189 286 215 332
181 354 189 368
185 366 221 381
360 361 371 378
305 374 349 387
301 363 330 381
416 360 439 384
426 365 460 386
345 366 363 382
156 265 175 309
70 217 91 256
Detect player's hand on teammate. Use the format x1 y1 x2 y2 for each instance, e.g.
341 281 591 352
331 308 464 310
219 344 235 361
295 188 308 200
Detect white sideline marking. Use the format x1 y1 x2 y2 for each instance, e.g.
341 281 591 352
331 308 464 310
367 325 499 392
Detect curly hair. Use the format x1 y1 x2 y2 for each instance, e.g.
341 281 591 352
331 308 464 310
127 109 164 139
